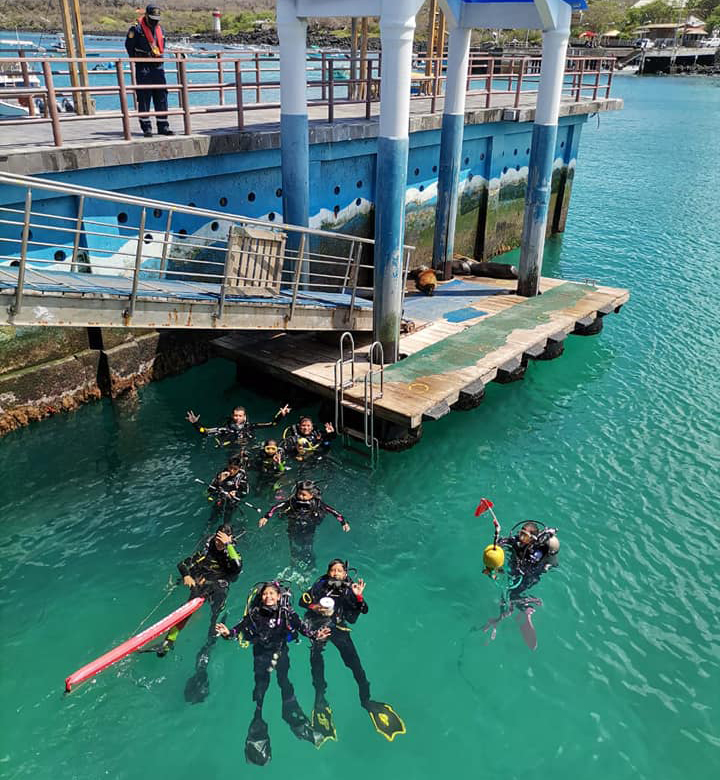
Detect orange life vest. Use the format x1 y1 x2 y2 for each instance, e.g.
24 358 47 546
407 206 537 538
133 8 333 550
139 17 164 57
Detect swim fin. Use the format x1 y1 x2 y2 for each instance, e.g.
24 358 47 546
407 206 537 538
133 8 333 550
311 693 337 747
282 697 321 745
515 607 538 651
184 667 209 703
245 711 271 766
364 700 406 742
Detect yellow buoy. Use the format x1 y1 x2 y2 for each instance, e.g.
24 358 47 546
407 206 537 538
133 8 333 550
483 544 505 571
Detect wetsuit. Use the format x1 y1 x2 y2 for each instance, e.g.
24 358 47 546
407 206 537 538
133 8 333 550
209 469 249 521
264 496 346 569
282 425 336 462
499 533 556 598
253 448 288 476
176 533 243 631
226 599 316 709
124 18 169 134
301 576 370 705
193 410 285 448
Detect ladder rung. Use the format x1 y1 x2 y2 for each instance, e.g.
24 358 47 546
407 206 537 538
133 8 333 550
343 426 366 441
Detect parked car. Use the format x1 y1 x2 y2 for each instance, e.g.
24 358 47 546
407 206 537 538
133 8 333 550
701 36 720 47
634 38 654 49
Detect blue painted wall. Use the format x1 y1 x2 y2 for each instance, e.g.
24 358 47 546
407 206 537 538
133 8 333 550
0 113 588 271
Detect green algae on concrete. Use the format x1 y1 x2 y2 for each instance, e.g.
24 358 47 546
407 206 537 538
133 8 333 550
385 281 594 383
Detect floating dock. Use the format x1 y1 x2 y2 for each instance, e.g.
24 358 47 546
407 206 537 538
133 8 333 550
213 274 629 441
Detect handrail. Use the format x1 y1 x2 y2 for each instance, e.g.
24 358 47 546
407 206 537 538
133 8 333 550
0 51 615 149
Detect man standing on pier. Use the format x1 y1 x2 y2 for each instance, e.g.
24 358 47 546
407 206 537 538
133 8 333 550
125 5 174 137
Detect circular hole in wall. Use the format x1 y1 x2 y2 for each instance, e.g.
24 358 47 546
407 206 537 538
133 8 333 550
480 153 485 161
188 202 196 208
248 192 256 202
334 185 340 195
143 233 153 244
513 148 518 156
211 221 219 231
333 205 340 216
153 208 162 218
526 147 530 154
355 198 361 206
275 188 282 198
117 212 128 224
418 185 425 192
268 212 275 221
54 250 66 262
356 180 362 188
413 167 420 176
10 260 19 267
219 197 228 207
516 165 520 172
26 230 34 240
464 157 470 165
560 141 565 148
179 229 188 236
432 165 437 173
503 166 508 174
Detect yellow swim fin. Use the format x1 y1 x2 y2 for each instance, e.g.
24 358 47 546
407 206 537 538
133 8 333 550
365 700 406 742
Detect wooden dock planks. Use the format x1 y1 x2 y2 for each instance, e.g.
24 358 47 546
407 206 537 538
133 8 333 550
213 275 629 429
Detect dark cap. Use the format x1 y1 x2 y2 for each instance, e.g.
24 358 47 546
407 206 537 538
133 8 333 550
145 4 161 20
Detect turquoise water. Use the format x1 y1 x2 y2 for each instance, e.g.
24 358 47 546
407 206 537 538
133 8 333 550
1 75 719 778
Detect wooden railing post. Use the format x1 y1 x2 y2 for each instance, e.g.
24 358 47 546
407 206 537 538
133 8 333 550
19 51 36 117
254 52 261 102
41 60 63 147
216 53 225 105
514 58 525 107
178 58 192 134
115 60 132 140
234 59 245 130
9 188 32 317
125 208 147 320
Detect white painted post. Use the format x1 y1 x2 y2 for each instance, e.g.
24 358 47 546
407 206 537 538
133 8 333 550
517 2 571 297
432 25 471 279
373 0 421 362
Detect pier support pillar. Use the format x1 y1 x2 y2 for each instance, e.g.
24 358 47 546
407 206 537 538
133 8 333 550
373 2 419 363
517 6 570 297
278 0 309 237
432 25 471 279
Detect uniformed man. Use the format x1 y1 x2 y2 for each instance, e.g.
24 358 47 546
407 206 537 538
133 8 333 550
125 4 174 137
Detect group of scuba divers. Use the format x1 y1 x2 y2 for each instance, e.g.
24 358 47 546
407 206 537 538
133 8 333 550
140 403 560 765
140 401 405 765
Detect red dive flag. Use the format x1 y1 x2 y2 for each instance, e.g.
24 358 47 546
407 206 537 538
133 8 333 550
475 498 494 516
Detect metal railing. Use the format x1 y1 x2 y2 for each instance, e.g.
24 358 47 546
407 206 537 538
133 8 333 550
0 172 415 326
0 50 615 148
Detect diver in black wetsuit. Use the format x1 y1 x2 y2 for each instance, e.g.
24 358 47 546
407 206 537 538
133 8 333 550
258 481 350 569
186 404 291 448
253 439 289 476
300 559 405 744
499 521 559 598
215 582 330 765
208 461 249 523
154 525 242 702
282 416 336 462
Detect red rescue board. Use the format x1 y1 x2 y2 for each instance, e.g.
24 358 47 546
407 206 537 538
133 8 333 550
65 597 205 693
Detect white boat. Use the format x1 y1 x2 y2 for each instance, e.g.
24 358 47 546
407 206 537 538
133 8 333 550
0 98 29 117
0 38 46 54
166 37 197 54
0 71 41 89
51 34 67 52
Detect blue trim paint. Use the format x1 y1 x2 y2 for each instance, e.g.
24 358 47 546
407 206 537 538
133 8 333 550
374 136 410 361
432 113 464 275
518 122 558 296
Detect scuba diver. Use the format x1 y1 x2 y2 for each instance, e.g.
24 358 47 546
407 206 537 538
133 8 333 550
258 480 350 570
282 416 336 462
186 404 291 448
151 525 242 703
300 559 406 744
207 461 249 523
215 582 330 765
253 439 289 476
483 521 559 650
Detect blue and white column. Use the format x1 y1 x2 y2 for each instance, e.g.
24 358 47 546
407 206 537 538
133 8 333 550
432 25 471 279
277 0 308 233
517 6 570 297
373 4 417 363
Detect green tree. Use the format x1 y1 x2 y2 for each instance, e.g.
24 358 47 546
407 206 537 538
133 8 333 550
581 0 627 34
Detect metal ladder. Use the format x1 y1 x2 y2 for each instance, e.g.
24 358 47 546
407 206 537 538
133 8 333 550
333 331 384 467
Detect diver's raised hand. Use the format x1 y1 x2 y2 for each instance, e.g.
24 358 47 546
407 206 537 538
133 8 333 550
341 522 350 533
259 516 268 528
278 404 291 417
186 410 200 424
351 578 365 597
215 623 230 638
182 575 196 588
